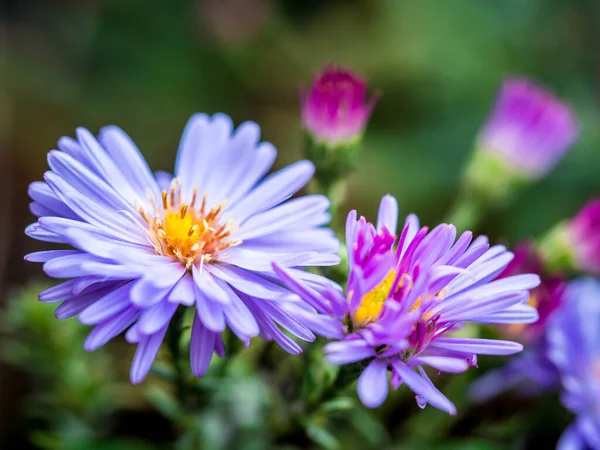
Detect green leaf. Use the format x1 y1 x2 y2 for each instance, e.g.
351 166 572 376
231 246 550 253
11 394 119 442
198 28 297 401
431 440 505 450
304 418 341 450
145 385 183 422
347 407 389 447
320 397 355 413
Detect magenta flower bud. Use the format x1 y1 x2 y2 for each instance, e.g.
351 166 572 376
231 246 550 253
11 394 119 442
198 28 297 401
538 199 600 276
566 199 600 275
478 77 578 178
300 65 378 147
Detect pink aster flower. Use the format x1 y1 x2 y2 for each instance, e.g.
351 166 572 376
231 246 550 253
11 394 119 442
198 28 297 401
274 195 539 413
478 77 578 178
566 199 600 275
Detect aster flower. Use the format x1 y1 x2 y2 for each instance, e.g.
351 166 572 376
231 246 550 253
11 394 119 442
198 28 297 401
300 66 379 186
455 78 578 225
274 195 539 412
547 278 600 450
477 77 578 179
300 65 378 148
469 241 566 402
539 199 600 276
25 113 340 384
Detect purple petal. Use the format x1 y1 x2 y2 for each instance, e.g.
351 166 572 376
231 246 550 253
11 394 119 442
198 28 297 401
324 339 376 365
190 315 218 377
98 125 161 204
410 356 469 374
272 264 329 313
236 195 330 240
25 249 81 263
226 142 277 205
281 302 346 339
130 326 168 384
429 338 523 355
138 300 178 335
25 222 66 243
222 293 260 341
357 359 389 408
79 282 133 325
207 265 295 300
376 194 399 235
38 279 78 303
228 161 315 222
194 285 226 332
391 360 456 415
192 265 233 304
43 253 108 278
168 274 195 306
83 306 140 351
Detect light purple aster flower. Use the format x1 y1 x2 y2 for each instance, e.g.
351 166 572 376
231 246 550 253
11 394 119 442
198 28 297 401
478 77 578 178
25 113 340 384
547 278 600 450
274 195 539 413
300 65 378 147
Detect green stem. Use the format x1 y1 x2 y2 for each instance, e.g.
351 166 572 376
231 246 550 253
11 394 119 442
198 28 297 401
166 307 189 408
312 177 348 233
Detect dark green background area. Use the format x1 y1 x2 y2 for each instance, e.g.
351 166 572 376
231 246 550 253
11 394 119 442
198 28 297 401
0 0 599 448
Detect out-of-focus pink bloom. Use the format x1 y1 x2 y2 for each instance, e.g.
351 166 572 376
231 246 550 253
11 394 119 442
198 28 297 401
300 66 378 147
566 199 600 275
478 78 578 178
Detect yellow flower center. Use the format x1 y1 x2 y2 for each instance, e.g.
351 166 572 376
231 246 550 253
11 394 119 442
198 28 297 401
138 180 241 268
352 271 446 327
353 271 398 326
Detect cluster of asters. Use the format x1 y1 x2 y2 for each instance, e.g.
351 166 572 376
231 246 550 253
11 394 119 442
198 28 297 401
23 65 600 436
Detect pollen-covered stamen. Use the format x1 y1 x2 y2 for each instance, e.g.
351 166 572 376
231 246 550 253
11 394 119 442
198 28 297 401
139 179 241 268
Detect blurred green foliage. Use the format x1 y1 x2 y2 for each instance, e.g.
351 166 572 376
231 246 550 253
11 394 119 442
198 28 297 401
0 283 123 449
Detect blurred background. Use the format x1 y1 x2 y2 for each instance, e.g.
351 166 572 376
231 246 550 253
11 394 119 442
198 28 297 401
1 0 599 448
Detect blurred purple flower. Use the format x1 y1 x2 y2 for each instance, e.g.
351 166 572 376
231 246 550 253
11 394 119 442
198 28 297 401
478 77 578 178
275 195 539 413
300 66 378 147
566 199 600 275
25 113 340 384
548 278 600 450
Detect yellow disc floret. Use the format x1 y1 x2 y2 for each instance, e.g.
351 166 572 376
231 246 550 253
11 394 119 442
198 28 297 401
139 179 241 269
352 270 448 328
353 270 397 326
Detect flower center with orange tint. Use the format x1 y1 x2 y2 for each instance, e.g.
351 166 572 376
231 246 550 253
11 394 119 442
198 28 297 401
139 179 241 269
